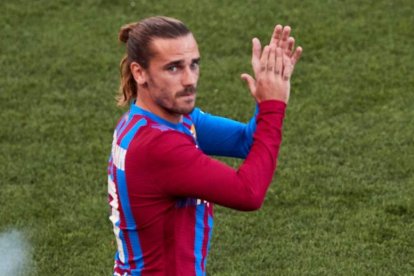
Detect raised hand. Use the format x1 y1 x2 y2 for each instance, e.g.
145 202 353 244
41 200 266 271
248 44 287 103
241 24 302 104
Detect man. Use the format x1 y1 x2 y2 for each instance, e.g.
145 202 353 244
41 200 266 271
108 16 302 275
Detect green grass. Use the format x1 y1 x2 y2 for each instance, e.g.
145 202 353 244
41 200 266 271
1 0 413 275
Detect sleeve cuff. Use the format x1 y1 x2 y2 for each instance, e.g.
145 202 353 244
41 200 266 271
257 100 286 115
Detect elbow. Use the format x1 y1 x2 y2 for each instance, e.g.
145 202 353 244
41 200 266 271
234 173 268 211
240 192 265 211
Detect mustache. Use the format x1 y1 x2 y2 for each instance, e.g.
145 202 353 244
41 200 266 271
176 86 196 97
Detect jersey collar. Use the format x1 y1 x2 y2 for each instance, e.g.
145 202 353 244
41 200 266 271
129 102 193 137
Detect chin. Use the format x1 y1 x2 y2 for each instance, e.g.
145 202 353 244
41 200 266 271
167 104 195 116
185 107 195 115
177 100 196 115
180 105 195 115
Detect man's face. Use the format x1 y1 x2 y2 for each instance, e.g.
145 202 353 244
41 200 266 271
145 34 200 116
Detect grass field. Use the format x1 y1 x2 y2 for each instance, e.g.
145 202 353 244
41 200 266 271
1 0 413 275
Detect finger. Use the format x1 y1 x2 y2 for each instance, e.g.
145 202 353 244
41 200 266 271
279 26 291 51
270 24 283 46
260 45 270 72
241 73 257 96
283 55 293 81
251 38 262 76
267 45 276 72
275 47 283 75
286 37 295 56
284 46 303 80
291 46 303 65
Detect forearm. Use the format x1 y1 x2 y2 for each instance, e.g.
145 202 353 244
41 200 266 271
201 100 284 210
234 100 285 209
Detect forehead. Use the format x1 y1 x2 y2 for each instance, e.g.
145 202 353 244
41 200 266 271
149 34 199 64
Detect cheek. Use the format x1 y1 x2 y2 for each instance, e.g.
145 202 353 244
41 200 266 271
157 75 181 90
148 73 183 100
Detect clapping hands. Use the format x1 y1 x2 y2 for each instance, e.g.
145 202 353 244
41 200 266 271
241 25 303 104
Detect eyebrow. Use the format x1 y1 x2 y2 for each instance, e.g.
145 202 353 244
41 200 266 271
163 57 200 69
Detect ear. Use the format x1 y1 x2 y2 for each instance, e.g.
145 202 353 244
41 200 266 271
130 62 147 85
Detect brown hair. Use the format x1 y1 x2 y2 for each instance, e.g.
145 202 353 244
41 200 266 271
117 16 191 107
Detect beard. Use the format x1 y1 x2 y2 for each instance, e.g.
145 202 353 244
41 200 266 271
155 86 197 115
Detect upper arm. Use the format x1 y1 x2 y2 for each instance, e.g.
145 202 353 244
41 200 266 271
190 107 257 158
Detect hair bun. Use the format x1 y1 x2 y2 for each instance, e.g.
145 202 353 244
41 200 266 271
118 23 135 43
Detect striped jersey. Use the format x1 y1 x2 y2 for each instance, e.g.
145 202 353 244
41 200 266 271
108 100 286 275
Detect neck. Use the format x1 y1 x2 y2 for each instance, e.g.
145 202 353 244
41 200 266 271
136 94 182 124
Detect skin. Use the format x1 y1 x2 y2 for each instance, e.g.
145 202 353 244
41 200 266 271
131 25 302 124
241 24 303 104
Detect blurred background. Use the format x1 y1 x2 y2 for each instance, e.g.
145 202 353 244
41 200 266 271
1 0 413 274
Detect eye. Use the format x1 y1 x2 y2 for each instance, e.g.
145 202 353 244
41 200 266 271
167 65 178 72
190 61 199 70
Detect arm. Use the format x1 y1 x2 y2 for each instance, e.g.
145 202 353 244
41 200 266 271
152 100 285 211
190 25 302 158
189 106 257 158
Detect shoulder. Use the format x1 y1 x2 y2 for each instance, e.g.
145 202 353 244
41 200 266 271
125 121 198 172
127 119 195 154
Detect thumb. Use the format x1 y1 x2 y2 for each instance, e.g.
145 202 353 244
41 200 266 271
241 73 256 96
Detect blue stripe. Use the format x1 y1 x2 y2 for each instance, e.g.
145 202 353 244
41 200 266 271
203 214 214 269
116 113 130 139
117 168 145 272
183 116 192 126
117 170 136 228
194 204 205 276
120 119 147 149
116 118 147 272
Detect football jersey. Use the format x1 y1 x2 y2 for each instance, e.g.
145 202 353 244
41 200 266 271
108 100 286 275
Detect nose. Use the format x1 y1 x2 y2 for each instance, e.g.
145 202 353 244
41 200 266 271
181 67 198 87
